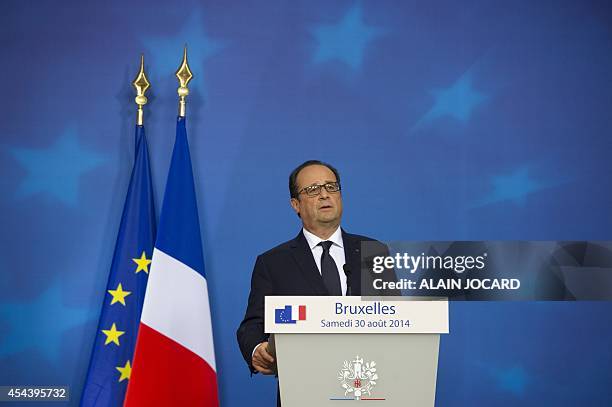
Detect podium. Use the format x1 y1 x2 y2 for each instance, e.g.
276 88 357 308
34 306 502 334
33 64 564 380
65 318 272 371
265 296 448 406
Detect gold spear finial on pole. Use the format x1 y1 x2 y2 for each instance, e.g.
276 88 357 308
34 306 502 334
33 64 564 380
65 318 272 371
132 54 151 126
175 45 193 117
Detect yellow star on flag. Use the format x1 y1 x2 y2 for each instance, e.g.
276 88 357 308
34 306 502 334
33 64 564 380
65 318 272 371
101 323 125 346
133 251 152 274
107 283 131 306
116 360 132 382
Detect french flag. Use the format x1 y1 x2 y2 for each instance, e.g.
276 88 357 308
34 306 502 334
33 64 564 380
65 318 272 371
125 117 219 406
293 305 307 321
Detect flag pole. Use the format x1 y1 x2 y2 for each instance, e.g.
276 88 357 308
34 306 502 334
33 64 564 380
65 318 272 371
132 54 150 126
175 45 193 118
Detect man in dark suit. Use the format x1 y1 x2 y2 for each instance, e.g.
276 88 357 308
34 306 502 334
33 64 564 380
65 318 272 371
236 160 395 402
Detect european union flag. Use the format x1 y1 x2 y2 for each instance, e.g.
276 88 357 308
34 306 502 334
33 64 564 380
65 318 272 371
80 125 156 406
275 306 296 324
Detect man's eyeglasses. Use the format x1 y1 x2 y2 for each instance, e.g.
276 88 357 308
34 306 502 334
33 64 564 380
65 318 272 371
298 182 341 197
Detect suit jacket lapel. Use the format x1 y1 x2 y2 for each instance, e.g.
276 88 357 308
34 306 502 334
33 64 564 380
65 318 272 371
342 230 362 296
290 231 329 295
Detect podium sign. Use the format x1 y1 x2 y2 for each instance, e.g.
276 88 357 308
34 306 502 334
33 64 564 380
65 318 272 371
265 297 448 406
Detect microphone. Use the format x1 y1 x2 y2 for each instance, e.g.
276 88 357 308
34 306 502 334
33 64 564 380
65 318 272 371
343 264 352 296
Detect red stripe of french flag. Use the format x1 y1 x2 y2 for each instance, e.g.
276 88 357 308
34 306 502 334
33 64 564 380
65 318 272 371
299 305 306 321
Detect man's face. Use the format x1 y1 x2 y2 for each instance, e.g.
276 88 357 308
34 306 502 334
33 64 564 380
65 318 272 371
290 164 343 231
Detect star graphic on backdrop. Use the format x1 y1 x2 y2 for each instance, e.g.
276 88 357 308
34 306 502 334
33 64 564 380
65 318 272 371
493 366 528 396
132 251 152 274
0 282 94 362
101 323 125 346
417 72 487 127
116 360 132 382
484 166 542 206
107 283 131 306
142 9 226 93
9 129 105 206
311 4 385 71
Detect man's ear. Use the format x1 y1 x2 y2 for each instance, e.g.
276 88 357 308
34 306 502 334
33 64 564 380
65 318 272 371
290 198 300 216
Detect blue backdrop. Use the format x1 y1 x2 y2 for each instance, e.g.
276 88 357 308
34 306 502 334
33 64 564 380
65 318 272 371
1 0 611 405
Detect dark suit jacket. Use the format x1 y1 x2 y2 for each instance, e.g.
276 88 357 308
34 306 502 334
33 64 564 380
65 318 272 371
236 229 397 372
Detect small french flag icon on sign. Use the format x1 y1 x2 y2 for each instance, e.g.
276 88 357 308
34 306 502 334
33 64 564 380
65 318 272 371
290 305 307 322
298 305 306 321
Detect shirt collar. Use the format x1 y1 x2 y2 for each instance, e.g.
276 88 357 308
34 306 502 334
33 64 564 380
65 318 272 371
302 226 344 250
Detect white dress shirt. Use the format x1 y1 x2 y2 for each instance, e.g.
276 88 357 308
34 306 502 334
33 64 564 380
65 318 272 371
302 226 347 296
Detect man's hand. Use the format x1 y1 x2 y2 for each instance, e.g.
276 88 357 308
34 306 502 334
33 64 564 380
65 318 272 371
252 341 276 375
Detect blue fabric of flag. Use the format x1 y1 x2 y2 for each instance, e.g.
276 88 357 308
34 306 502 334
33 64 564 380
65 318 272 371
80 126 156 406
155 116 207 278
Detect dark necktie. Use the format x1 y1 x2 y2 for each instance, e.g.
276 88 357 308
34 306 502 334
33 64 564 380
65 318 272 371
319 241 342 295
